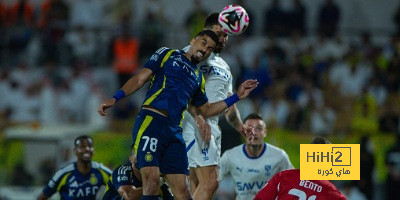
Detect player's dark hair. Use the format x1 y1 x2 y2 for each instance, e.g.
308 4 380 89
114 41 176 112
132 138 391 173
204 13 220 29
74 135 93 147
196 30 219 45
243 113 264 124
311 137 331 144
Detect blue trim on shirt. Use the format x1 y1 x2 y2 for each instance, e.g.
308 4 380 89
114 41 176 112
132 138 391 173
186 139 196 152
242 143 267 159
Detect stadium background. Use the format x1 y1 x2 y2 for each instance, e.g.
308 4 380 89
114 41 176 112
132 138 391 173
0 0 399 199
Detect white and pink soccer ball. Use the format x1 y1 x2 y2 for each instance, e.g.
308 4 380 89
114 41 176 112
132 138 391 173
218 4 249 35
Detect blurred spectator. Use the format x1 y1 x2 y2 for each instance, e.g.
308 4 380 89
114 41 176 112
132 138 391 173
341 181 367 200
185 0 208 38
358 135 375 200
38 158 56 185
111 20 140 87
8 0 34 26
7 0 34 65
386 53 400 92
11 162 34 186
351 90 379 135
38 0 70 64
379 95 400 133
264 0 287 37
139 11 165 60
69 0 105 29
394 4 400 35
385 134 400 200
66 25 96 65
260 86 290 128
309 100 336 135
317 0 340 37
287 0 306 35
235 0 255 36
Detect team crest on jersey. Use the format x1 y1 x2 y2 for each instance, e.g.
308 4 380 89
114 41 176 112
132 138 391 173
264 165 272 176
145 152 153 162
90 174 98 185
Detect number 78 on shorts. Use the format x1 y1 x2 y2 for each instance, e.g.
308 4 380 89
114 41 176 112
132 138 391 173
300 144 360 180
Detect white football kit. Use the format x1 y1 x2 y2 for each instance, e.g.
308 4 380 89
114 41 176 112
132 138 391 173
182 49 233 168
219 143 294 200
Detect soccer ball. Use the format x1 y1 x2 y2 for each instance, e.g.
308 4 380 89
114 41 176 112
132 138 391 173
218 4 249 35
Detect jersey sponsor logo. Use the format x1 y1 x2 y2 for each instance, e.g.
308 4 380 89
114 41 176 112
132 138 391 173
236 181 267 191
117 175 129 182
69 186 99 198
247 168 260 173
200 65 230 80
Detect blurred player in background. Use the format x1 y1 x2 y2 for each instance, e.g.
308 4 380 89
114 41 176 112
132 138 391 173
102 148 173 200
254 137 347 200
219 113 293 200
182 13 253 200
37 135 112 200
98 30 258 199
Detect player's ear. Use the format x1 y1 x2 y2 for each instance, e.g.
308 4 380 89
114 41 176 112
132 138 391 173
190 38 196 45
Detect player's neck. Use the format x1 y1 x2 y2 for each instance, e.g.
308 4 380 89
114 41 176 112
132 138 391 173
246 143 264 157
77 160 92 174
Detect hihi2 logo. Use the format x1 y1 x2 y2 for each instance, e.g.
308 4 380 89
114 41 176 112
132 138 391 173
300 144 360 180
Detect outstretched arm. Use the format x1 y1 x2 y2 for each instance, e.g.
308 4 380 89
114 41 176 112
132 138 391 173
98 68 153 116
197 79 258 117
224 100 253 142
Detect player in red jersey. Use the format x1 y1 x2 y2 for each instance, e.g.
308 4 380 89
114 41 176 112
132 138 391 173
254 137 347 200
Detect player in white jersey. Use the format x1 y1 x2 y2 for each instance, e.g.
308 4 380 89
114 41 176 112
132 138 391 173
219 113 294 200
182 13 252 200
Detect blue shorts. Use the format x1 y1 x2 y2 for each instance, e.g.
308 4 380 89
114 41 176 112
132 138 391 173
132 109 188 175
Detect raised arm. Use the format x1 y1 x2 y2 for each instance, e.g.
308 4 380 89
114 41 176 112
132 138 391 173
224 98 253 141
98 68 153 116
197 79 258 117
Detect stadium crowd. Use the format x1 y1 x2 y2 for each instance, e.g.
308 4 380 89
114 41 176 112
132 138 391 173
0 0 399 199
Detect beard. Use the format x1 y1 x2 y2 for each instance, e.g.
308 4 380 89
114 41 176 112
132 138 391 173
191 55 200 64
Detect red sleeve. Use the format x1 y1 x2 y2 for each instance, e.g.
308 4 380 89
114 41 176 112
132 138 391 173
254 171 281 200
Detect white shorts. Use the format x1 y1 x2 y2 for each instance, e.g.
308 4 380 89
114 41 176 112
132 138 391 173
182 111 221 168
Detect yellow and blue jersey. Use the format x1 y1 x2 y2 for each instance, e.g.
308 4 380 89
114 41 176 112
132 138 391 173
142 47 208 126
102 163 173 199
42 161 112 200
102 164 141 200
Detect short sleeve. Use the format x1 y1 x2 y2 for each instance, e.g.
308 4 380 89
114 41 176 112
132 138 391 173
143 47 170 73
191 74 208 107
280 150 294 170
